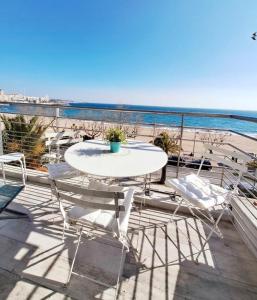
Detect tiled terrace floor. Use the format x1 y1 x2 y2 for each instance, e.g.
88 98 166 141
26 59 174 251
0 180 257 300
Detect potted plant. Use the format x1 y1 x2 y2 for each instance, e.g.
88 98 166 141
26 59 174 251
153 132 180 184
105 127 126 153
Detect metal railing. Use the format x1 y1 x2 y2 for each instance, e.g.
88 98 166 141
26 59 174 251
0 101 256 214
0 100 256 256
0 101 256 164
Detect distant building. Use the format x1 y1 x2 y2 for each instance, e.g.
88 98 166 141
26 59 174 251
0 89 49 103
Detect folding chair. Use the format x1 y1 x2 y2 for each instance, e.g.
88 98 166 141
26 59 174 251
0 152 27 220
50 178 134 297
47 162 81 181
166 144 251 260
46 162 84 202
0 152 27 186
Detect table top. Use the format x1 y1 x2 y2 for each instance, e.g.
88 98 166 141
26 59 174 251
64 140 168 178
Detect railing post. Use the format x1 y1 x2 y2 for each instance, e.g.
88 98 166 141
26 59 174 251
55 107 60 163
0 122 3 155
192 130 198 156
153 122 156 139
220 165 225 187
119 111 122 129
176 114 184 178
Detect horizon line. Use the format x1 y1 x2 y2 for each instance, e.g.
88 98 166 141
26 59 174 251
64 99 257 113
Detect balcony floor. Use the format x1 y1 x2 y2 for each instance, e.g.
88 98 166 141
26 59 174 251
0 180 257 300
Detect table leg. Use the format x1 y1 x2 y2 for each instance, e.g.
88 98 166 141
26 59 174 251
143 173 152 197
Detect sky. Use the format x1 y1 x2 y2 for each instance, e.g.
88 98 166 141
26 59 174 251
0 0 257 110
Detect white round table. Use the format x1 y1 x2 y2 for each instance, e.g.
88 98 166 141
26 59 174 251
64 140 168 178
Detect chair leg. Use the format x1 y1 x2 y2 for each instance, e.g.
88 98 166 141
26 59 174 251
134 178 147 252
19 159 26 186
80 175 88 186
169 197 183 223
134 202 143 252
207 210 223 238
22 156 27 184
51 193 56 215
115 243 126 300
195 206 226 261
62 221 67 240
168 197 201 251
66 226 83 285
22 156 27 177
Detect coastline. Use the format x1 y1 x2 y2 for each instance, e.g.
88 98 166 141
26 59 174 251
1 101 257 134
44 117 257 156
1 112 256 156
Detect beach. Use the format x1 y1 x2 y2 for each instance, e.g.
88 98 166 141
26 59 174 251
44 116 257 157
1 111 256 158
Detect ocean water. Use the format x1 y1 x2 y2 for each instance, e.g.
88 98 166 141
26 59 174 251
67 103 257 134
0 102 257 134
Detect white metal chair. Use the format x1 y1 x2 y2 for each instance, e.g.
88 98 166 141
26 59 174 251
47 162 81 181
0 153 27 220
42 131 83 163
46 162 84 204
0 152 27 186
166 144 251 260
50 178 134 295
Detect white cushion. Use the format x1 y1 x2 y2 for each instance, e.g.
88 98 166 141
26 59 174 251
166 173 229 209
68 181 134 236
68 206 101 223
47 162 80 179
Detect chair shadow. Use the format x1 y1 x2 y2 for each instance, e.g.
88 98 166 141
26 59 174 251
0 190 141 300
123 207 236 300
1 180 247 300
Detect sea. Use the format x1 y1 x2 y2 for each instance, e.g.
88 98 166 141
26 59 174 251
1 101 257 135
67 103 257 135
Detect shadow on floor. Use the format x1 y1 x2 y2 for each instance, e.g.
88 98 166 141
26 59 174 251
0 181 257 300
121 207 257 300
0 181 141 299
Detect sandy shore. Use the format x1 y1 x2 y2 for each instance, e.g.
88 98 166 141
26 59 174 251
1 113 256 157
41 116 257 157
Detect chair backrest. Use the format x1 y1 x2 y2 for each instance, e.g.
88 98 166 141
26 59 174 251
46 162 79 180
44 131 82 147
198 144 251 189
51 179 125 219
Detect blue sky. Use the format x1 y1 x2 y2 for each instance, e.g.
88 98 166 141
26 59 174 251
0 0 257 109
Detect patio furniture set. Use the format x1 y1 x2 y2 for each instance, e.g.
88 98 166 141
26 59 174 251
0 139 249 298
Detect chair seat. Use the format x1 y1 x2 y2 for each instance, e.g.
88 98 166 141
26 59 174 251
47 162 81 180
42 153 62 159
166 173 229 209
68 206 116 230
0 152 24 163
67 187 134 236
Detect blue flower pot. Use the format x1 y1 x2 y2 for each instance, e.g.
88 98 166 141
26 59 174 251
110 141 121 153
